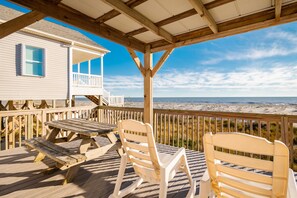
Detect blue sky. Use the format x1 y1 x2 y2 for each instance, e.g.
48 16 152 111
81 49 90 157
2 0 297 97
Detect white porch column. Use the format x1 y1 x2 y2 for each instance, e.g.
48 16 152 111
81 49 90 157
144 46 153 125
68 46 73 107
88 59 91 86
101 55 104 89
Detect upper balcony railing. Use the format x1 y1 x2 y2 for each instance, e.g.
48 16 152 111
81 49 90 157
72 73 102 88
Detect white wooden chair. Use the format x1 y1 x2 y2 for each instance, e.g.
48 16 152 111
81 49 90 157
199 132 297 198
110 119 196 198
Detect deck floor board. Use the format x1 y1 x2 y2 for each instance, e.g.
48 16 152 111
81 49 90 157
0 137 296 198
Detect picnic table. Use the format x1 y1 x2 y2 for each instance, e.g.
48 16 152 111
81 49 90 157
24 118 122 184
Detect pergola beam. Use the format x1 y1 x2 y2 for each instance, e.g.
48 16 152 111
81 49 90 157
188 0 218 33
275 0 283 21
126 48 145 77
150 2 297 52
0 10 45 39
151 48 174 77
95 0 147 23
102 0 174 43
126 0 234 37
9 0 146 52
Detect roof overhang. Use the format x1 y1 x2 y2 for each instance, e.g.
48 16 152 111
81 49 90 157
0 18 110 54
7 0 297 53
72 46 103 64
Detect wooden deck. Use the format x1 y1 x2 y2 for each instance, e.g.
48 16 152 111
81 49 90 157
0 137 207 198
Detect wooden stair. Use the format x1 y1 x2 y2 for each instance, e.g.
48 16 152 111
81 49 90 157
85 95 108 105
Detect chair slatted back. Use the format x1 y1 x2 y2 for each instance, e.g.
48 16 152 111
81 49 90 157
204 133 289 198
118 120 161 182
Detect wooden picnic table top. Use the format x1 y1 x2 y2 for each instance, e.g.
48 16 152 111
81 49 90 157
45 119 117 137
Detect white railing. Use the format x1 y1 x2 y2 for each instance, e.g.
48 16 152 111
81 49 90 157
102 89 124 106
109 96 124 106
103 88 110 104
72 73 102 87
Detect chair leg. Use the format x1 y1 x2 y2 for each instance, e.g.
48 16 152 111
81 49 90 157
109 154 128 198
160 169 169 198
182 155 196 198
110 154 143 198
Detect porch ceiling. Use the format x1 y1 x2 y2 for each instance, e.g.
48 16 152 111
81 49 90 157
72 48 101 64
8 0 297 53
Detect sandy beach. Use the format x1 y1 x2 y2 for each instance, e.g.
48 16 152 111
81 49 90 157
124 102 297 115
45 99 297 115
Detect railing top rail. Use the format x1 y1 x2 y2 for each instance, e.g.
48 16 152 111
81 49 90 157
44 106 96 113
0 106 96 116
0 109 43 116
97 105 297 121
72 72 102 77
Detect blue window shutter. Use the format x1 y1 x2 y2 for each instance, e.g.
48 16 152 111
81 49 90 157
21 44 26 75
43 48 46 76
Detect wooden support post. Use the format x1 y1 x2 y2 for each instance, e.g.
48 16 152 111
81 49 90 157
127 46 174 126
98 96 103 122
39 100 49 109
6 101 17 149
0 101 7 111
71 96 75 107
275 0 283 21
52 100 56 108
21 100 34 110
65 99 70 107
143 45 153 125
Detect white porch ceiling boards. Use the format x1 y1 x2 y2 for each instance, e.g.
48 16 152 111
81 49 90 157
62 0 113 19
8 0 297 52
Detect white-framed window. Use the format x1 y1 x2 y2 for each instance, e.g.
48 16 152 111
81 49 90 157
21 45 46 77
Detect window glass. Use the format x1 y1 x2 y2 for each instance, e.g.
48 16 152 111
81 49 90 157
24 46 44 76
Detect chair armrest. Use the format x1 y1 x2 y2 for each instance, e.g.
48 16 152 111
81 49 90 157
160 147 185 171
288 168 297 198
198 169 212 198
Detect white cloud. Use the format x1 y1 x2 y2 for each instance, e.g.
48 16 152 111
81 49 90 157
201 30 297 65
104 65 297 92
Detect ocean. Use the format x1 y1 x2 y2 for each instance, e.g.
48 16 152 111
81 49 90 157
123 97 297 105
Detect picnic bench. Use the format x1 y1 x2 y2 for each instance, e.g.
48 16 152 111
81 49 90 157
24 118 122 184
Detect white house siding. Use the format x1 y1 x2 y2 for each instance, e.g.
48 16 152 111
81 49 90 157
0 31 68 100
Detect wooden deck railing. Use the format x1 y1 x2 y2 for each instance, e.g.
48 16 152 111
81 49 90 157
1 105 296 169
97 106 297 168
0 106 98 150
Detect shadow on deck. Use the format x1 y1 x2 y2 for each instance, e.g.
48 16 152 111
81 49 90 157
0 137 206 198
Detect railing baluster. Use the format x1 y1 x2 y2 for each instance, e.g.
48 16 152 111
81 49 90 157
172 115 175 146
258 120 261 137
249 120 253 135
168 114 171 146
242 119 245 133
215 117 217 133
0 116 2 151
197 116 200 151
267 121 271 141
5 117 8 150
186 116 189 149
182 115 185 148
18 116 22 147
208 117 211 132
192 116 194 150
177 115 180 147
